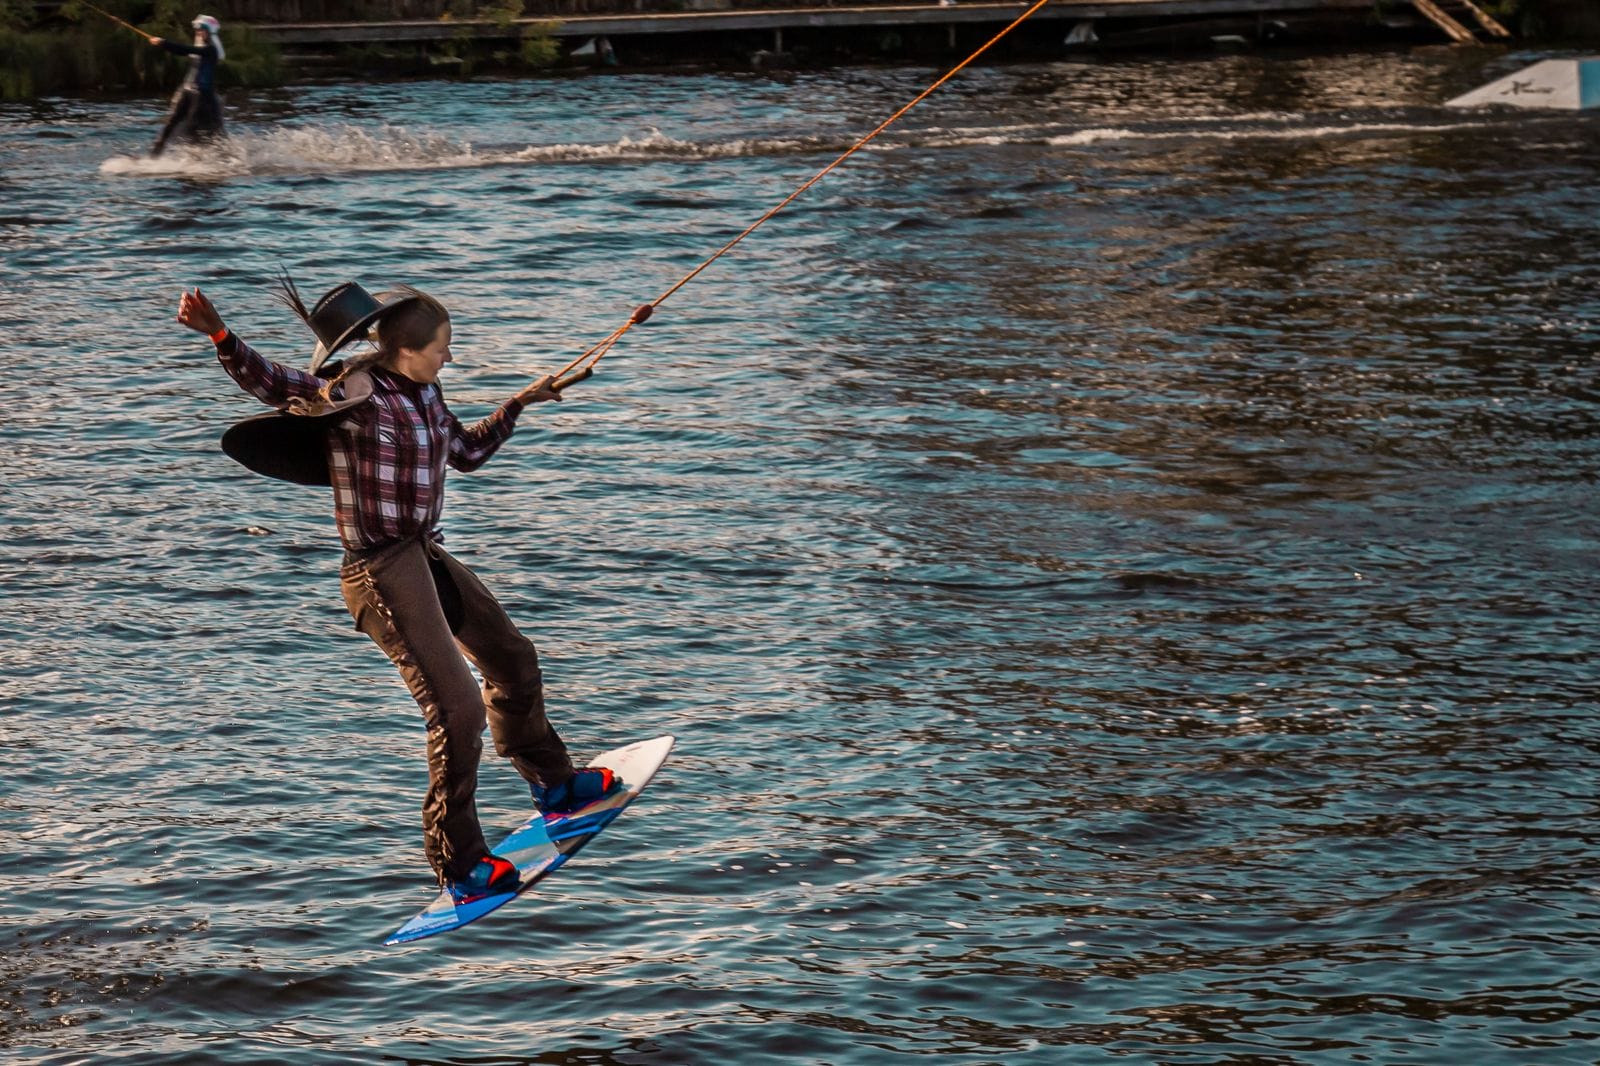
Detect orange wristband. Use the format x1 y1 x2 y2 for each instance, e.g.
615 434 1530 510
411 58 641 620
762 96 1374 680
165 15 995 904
209 327 230 345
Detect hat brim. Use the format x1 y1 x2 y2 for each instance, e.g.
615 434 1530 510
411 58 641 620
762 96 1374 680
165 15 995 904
220 398 367 486
220 373 373 486
308 292 424 373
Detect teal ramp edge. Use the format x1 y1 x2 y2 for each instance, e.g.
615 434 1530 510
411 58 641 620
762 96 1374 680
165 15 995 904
1582 59 1600 110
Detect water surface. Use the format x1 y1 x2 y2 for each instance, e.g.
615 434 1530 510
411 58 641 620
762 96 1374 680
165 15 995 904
2 46 1598 1065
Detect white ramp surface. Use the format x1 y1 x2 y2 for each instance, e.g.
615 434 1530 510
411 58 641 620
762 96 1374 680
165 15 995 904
1446 57 1600 110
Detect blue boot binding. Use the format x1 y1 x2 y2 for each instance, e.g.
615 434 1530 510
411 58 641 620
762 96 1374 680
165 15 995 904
531 767 620 816
446 854 518 905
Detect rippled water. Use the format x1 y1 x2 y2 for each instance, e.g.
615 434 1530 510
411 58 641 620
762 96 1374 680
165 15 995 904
3 45 1598 1065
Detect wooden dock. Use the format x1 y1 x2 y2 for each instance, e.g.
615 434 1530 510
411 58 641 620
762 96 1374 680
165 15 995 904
1407 0 1510 43
245 0 1373 47
236 0 1514 65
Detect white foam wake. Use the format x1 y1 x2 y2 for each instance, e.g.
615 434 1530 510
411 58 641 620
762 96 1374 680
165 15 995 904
100 122 482 179
97 112 1523 180
99 121 847 178
1046 118 1493 147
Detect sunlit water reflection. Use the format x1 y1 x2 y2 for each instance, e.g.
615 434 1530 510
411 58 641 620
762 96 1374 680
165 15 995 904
2 46 1597 1065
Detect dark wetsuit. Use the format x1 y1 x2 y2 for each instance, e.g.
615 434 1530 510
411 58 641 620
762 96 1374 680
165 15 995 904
151 39 224 156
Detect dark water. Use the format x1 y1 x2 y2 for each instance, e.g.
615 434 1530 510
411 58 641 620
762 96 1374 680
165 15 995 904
2 45 1598 1065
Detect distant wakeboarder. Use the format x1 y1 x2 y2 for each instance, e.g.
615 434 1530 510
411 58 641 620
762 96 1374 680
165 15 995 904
147 14 226 156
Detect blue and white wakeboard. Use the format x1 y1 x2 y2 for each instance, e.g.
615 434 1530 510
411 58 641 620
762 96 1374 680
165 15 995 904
384 734 675 946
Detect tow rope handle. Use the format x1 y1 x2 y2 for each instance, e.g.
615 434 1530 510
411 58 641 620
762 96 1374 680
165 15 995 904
552 366 592 392
551 303 654 391
551 365 593 393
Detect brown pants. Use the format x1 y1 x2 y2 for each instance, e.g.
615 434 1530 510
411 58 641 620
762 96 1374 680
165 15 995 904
340 535 574 882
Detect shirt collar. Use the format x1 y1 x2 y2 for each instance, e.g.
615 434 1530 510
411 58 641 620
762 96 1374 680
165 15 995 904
372 365 435 399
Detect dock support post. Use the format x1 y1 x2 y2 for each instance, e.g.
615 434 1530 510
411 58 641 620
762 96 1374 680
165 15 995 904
1411 0 1475 43
1457 0 1512 37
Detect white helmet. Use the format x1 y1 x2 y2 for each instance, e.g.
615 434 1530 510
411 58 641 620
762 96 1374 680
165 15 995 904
191 14 224 58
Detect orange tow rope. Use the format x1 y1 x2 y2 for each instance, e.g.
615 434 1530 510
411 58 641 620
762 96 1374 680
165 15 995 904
550 0 1054 390
84 2 154 40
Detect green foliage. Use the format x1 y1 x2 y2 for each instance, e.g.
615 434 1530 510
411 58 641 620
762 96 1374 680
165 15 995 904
421 7 558 76
0 4 283 99
484 0 526 31
518 21 560 68
438 0 476 69
434 1 555 72
0 0 34 31
217 25 284 88
0 29 37 97
0 23 153 99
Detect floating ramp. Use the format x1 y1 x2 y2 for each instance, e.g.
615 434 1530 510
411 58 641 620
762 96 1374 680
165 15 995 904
1446 57 1600 110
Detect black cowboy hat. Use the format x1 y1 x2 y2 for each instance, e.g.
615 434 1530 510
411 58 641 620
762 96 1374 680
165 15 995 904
305 281 421 373
219 279 420 485
220 365 372 486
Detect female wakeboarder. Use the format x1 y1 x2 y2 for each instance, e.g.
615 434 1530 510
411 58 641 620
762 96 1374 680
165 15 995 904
147 14 226 156
173 280 620 905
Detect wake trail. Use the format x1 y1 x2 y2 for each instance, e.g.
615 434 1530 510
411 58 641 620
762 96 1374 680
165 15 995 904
98 110 1546 180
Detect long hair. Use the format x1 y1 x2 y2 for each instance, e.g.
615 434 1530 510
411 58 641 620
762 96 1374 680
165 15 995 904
371 286 450 359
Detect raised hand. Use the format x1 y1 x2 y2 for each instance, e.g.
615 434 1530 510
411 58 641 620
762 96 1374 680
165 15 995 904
176 287 226 338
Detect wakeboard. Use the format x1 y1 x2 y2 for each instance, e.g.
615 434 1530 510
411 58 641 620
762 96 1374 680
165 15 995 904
384 734 675 946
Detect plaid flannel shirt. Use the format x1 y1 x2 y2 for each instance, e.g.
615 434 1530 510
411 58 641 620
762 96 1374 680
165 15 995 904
217 334 525 551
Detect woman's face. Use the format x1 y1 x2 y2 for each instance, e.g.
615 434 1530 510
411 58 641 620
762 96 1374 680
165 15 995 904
389 321 454 384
